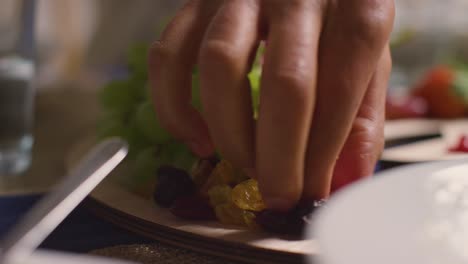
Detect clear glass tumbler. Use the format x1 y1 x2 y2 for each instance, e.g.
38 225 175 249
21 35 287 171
0 0 36 176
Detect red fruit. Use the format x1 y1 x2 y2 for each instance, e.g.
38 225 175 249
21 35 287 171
170 195 216 221
412 65 466 118
449 135 468 153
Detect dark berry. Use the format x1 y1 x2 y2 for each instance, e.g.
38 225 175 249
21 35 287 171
206 155 221 167
256 210 305 236
255 199 326 236
153 166 196 208
170 195 216 221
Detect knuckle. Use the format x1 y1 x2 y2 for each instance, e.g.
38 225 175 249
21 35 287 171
271 69 313 106
199 40 239 72
348 0 395 43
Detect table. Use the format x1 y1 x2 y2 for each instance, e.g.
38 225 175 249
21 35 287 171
0 195 152 253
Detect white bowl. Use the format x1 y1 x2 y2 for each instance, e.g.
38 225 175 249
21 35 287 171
311 159 468 264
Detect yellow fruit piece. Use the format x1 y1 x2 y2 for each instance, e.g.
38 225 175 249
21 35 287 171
207 184 232 207
243 210 259 229
214 203 245 225
212 160 249 185
231 179 266 211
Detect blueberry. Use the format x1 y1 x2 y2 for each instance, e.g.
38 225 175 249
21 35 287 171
255 199 327 236
255 210 305 236
153 166 196 208
207 156 221 166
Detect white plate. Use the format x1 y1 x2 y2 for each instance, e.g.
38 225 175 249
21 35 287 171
382 119 468 163
312 158 468 264
381 138 468 163
384 119 444 141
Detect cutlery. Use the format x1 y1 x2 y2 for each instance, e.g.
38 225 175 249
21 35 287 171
0 138 128 264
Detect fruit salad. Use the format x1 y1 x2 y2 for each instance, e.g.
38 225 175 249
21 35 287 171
153 158 326 237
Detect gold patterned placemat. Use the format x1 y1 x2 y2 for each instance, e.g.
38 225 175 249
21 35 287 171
90 244 242 264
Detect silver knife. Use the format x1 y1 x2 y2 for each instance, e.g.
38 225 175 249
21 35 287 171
0 138 128 264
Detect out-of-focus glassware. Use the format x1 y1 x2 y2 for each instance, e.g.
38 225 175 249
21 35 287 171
0 0 36 176
391 0 468 94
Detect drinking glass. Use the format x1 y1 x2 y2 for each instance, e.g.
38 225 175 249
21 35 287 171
0 0 36 176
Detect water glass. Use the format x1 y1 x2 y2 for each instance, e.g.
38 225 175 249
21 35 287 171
0 55 35 175
0 0 36 176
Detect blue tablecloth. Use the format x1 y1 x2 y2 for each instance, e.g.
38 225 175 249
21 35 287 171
0 195 152 253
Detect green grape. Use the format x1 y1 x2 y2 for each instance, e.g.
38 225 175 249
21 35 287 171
127 43 149 78
134 101 171 144
126 146 165 197
132 146 161 186
143 82 152 101
192 66 199 75
96 114 130 140
127 74 148 102
126 115 154 158
162 141 197 171
248 66 261 116
248 44 264 117
99 79 139 115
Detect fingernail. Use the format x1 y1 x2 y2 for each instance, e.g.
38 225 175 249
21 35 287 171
263 197 292 212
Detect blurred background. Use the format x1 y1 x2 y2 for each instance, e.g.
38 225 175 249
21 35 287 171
1 0 184 88
1 0 468 93
1 0 468 189
0 0 467 89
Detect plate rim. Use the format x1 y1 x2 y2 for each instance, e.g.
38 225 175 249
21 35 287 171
67 136 318 263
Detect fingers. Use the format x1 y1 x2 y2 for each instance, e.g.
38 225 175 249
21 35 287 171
198 0 260 169
331 46 392 193
256 1 325 211
303 0 395 200
148 1 220 157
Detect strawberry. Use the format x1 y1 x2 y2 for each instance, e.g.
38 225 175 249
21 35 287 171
412 65 467 118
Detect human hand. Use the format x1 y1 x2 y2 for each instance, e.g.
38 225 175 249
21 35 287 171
149 0 394 211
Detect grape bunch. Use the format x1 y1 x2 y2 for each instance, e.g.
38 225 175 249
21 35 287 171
97 44 197 195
